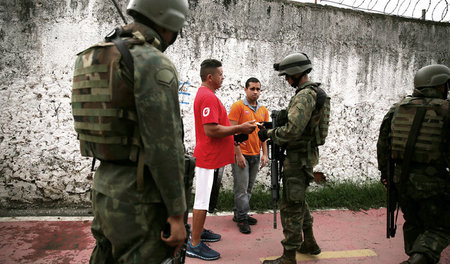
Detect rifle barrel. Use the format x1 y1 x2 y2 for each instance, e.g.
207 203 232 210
273 204 277 229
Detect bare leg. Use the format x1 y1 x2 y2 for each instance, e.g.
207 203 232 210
191 209 207 246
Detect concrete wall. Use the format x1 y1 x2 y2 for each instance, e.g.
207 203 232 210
0 0 449 207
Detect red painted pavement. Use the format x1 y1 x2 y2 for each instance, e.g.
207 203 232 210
0 209 448 263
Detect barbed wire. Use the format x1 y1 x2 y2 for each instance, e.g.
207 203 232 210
315 0 449 22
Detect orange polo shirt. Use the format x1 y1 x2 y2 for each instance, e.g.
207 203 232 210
228 98 269 156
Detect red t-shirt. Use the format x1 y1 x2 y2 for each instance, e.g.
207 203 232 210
193 86 235 169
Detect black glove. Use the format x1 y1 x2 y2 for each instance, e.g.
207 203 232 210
258 129 269 142
263 121 273 129
234 134 248 144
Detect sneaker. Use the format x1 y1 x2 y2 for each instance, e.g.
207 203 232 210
186 241 220 260
233 215 258 225
201 229 221 242
237 219 251 234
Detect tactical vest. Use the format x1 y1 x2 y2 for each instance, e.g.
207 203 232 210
310 85 331 146
391 97 449 164
71 34 144 161
286 83 331 153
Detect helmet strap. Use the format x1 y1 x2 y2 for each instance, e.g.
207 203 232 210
168 31 178 45
290 71 307 88
444 81 449 99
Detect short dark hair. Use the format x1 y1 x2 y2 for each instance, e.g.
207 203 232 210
200 59 222 82
245 77 260 88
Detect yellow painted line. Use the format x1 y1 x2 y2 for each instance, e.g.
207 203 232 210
260 249 377 262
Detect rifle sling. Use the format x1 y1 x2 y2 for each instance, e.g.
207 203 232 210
111 33 134 83
400 107 426 182
110 30 146 191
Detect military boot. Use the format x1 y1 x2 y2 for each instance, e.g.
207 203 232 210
297 228 321 255
262 249 296 264
399 253 429 264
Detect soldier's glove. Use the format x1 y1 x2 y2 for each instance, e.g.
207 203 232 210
234 134 248 145
258 129 269 142
262 121 273 129
276 109 288 127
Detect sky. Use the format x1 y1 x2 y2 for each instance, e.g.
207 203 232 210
291 0 450 22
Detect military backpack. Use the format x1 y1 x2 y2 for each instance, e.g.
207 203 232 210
308 83 331 147
71 28 145 162
391 96 450 164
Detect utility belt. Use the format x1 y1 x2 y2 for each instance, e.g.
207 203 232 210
286 139 316 151
103 159 138 167
393 159 449 181
286 140 317 161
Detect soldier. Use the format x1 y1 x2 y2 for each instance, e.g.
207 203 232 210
377 64 450 264
71 0 190 263
258 53 330 264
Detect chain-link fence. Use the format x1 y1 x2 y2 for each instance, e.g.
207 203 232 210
293 0 449 22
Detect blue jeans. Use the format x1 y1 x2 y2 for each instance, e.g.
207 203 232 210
232 155 260 221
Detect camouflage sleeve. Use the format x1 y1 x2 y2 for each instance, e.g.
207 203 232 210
376 105 396 179
268 90 316 145
133 49 186 216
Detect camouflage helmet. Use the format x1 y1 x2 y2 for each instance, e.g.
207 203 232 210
126 0 189 32
274 52 312 76
414 64 450 88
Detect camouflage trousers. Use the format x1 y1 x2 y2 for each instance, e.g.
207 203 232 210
280 155 315 251
90 190 172 264
398 188 450 264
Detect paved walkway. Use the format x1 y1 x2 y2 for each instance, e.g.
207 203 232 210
0 208 448 263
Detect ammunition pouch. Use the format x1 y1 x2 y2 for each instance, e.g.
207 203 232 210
284 176 306 203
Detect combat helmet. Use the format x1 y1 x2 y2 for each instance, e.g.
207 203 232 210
126 0 189 32
414 64 450 89
274 52 312 76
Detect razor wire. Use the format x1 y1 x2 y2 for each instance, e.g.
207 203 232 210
308 0 449 22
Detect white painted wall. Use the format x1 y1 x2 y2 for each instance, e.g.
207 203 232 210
0 0 449 206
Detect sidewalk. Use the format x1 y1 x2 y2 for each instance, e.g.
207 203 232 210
0 208 448 263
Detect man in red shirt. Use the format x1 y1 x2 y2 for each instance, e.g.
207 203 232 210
187 59 256 261
229 77 269 234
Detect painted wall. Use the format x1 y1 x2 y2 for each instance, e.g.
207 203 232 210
0 0 449 206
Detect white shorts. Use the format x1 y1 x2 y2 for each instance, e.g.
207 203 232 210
193 167 215 210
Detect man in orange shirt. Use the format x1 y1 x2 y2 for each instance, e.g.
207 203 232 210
229 77 269 234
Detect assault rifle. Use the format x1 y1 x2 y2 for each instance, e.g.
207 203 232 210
162 156 195 264
265 110 285 229
386 157 398 238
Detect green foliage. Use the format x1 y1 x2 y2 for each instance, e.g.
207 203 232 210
306 181 386 211
199 181 386 212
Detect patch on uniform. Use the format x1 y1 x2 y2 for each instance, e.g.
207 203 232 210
156 69 175 86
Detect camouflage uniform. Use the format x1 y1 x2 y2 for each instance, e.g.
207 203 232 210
73 23 186 263
267 81 322 251
377 87 450 264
